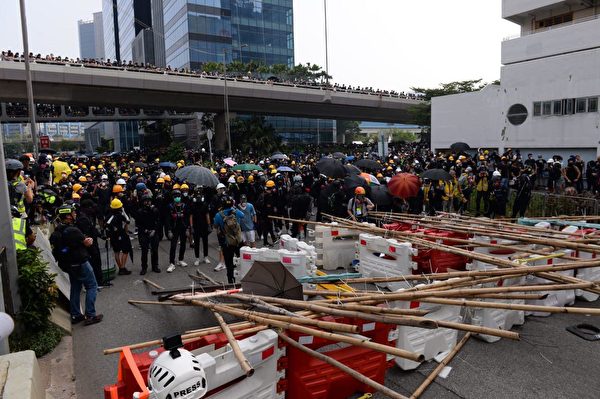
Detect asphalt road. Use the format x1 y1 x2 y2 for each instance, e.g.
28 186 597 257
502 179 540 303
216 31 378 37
72 232 600 399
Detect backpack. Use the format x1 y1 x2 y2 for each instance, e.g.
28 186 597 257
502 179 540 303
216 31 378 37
220 211 242 247
49 225 70 273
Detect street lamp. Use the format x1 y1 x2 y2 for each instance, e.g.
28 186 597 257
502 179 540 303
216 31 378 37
223 49 232 156
239 43 248 65
323 0 330 85
19 0 38 155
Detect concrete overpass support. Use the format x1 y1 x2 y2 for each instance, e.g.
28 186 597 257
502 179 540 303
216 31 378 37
214 113 227 151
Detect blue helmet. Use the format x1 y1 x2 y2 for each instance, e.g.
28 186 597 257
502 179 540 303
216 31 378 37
135 182 147 191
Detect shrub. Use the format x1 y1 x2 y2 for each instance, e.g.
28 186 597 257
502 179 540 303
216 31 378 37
9 323 63 357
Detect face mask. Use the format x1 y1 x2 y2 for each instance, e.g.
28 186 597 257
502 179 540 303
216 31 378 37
183 192 188 197
174 197 181 203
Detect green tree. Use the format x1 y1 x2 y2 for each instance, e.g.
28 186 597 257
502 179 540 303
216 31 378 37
164 142 185 162
336 120 361 143
231 116 281 155
389 129 417 144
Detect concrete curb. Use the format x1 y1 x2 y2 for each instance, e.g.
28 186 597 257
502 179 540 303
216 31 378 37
0 350 45 399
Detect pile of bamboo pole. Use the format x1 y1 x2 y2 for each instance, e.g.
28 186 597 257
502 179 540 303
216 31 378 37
111 213 600 399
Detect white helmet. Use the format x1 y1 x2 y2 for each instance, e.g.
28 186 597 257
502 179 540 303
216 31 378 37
101 174 108 180
492 170 501 177
116 178 126 185
227 176 236 184
216 183 226 190
145 348 207 399
547 158 554 164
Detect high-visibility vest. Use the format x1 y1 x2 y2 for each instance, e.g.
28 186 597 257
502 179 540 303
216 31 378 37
12 217 27 250
12 181 25 214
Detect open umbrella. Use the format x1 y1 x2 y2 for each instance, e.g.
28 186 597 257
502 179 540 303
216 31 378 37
52 160 72 184
388 173 421 198
241 261 303 300
277 166 295 173
159 161 177 169
133 162 147 168
369 184 392 208
316 158 346 179
359 172 380 186
39 148 57 155
223 158 237 166
332 152 346 159
233 163 263 172
344 174 369 194
344 164 361 176
420 168 452 181
345 155 356 162
450 142 470 153
270 153 288 161
355 159 381 172
175 165 219 187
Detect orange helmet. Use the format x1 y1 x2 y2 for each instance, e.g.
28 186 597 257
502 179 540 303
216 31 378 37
354 186 366 195
112 185 124 193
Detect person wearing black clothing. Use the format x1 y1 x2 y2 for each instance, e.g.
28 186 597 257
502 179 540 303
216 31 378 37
166 190 190 272
535 156 546 188
511 168 533 219
289 185 312 238
488 179 508 219
190 186 212 265
136 194 161 274
256 181 278 246
76 200 109 287
50 205 103 325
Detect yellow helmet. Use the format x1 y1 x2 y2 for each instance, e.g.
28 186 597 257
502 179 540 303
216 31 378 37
156 177 165 184
72 192 81 200
173 183 181 190
135 167 141 173
121 172 129 178
236 176 244 183
386 166 393 171
97 164 104 169
90 166 96 171
291 161 296 166
266 180 275 188
155 158 160 163
180 183 189 190
376 173 383 178
72 183 82 192
270 169 277 175
247 175 254 182
81 165 87 169
78 176 87 182
177 162 183 168
163 175 172 182
220 168 227 174
110 198 123 209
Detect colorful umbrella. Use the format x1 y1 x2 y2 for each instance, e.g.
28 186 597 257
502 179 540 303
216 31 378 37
359 172 380 186
223 158 237 166
388 173 421 199
233 163 263 172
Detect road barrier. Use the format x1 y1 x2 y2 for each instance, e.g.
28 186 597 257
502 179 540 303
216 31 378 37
235 247 315 280
313 223 366 271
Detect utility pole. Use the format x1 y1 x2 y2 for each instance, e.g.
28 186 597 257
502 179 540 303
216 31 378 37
19 0 38 155
223 50 232 157
323 0 330 85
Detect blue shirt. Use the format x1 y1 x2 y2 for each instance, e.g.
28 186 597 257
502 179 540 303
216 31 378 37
237 203 256 231
213 207 245 231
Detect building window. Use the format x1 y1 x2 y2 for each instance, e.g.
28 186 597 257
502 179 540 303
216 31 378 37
542 101 552 116
564 98 575 115
576 98 588 113
552 100 562 115
535 12 573 30
589 97 599 113
507 104 528 125
533 102 541 116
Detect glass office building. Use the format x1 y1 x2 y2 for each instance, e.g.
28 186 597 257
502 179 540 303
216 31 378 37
163 0 333 144
103 0 120 61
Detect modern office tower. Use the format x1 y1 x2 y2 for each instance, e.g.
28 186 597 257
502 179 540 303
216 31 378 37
432 0 600 159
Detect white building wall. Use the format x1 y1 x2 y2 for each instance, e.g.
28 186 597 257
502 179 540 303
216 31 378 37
503 0 567 20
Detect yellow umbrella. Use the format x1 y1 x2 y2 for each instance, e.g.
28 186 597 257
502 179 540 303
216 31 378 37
52 160 72 183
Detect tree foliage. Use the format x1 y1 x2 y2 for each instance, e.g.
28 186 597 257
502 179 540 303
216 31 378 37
389 129 417 144
231 116 281 155
336 120 361 143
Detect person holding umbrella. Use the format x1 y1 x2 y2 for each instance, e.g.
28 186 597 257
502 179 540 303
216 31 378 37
347 187 374 222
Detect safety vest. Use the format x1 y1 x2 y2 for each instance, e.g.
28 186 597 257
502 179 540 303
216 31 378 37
12 217 27 250
476 177 489 192
442 180 454 201
11 181 25 214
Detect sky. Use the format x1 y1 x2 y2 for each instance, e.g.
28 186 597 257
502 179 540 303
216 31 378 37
0 0 519 92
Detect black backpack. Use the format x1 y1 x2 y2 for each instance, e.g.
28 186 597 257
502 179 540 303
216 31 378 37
49 225 70 273
220 211 242 247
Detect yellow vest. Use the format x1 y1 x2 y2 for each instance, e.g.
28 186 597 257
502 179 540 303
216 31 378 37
476 177 489 192
12 181 25 214
12 217 27 250
443 180 454 201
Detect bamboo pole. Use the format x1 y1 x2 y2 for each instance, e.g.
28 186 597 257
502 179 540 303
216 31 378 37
128 300 189 306
410 333 472 399
186 299 425 362
278 332 409 399
416 297 600 315
143 278 164 290
212 311 255 377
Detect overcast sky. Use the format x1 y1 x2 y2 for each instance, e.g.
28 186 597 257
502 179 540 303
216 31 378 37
0 0 519 92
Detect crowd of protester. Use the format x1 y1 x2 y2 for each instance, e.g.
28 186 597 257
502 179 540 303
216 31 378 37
0 50 425 100
7 139 600 325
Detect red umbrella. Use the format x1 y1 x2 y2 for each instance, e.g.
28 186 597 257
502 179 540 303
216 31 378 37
388 173 421 199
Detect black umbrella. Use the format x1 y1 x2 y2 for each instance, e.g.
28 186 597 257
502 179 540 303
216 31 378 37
332 152 346 159
175 165 219 187
344 164 361 175
421 168 452 181
133 162 147 168
316 158 346 179
369 184 392 208
241 261 303 300
270 153 288 161
450 142 470 153
355 159 381 172
344 174 369 195
39 148 57 155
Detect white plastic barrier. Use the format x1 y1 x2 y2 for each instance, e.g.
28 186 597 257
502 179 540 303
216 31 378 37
390 298 462 370
313 223 367 271
193 329 285 399
357 233 417 291
236 246 314 280
466 254 526 343
561 226 600 302
524 250 576 316
279 234 318 259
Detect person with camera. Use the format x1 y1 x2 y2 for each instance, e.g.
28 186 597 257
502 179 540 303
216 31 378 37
50 205 103 326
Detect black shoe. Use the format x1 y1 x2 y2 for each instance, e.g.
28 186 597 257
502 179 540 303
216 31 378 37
84 314 103 326
71 315 85 324
152 267 161 273
140 269 147 275
100 281 113 287
118 268 132 275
